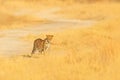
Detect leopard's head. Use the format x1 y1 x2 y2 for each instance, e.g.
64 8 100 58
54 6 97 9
46 35 54 41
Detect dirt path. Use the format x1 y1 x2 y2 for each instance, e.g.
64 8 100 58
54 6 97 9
0 8 96 56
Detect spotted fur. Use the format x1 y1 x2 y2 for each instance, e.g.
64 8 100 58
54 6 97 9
31 35 53 56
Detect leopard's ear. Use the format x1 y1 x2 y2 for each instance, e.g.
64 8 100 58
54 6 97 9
46 35 54 37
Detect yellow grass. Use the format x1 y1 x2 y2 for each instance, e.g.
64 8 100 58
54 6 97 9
56 3 120 20
0 18 120 80
0 1 120 80
1 1 120 29
0 0 51 29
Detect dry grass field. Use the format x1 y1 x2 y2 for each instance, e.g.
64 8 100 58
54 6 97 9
0 0 120 80
56 2 120 20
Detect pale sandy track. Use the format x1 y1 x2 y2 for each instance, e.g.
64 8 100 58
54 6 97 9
0 8 96 56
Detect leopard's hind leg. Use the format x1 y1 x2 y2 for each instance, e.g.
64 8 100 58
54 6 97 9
31 45 37 56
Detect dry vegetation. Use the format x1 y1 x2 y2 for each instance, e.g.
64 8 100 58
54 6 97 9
56 3 120 20
0 18 120 80
0 0 120 80
0 0 50 29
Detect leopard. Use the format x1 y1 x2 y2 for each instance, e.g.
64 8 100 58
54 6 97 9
31 35 53 56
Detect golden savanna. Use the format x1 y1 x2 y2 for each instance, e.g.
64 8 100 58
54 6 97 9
0 0 120 80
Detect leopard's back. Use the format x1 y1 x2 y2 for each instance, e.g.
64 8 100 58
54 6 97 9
34 38 44 49
31 38 44 54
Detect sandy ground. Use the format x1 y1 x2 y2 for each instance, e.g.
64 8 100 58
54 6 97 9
0 8 96 56
0 1 120 80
